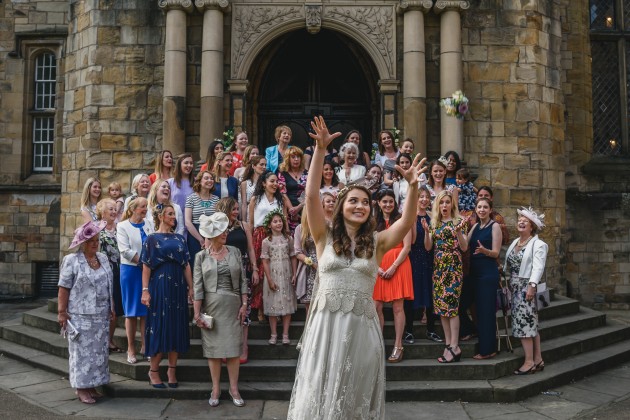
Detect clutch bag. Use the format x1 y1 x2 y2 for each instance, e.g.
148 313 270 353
200 313 214 330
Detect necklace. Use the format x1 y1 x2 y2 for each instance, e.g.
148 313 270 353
85 255 99 269
209 246 226 256
517 236 532 247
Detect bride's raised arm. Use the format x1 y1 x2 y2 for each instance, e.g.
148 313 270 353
305 116 342 246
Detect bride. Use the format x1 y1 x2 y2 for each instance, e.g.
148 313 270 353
287 117 426 419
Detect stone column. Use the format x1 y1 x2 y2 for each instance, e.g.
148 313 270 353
227 80 248 136
379 80 400 133
434 1 469 156
158 0 194 156
400 1 432 157
196 0 230 158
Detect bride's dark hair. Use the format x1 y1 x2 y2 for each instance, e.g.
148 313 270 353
330 185 375 259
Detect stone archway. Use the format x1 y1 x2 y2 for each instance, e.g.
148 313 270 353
249 29 379 152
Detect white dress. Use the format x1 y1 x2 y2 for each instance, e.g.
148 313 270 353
288 233 385 420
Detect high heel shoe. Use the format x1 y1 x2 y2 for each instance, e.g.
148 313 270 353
387 346 404 363
438 346 461 363
167 366 178 388
514 364 536 375
148 369 166 389
534 361 545 372
229 390 245 407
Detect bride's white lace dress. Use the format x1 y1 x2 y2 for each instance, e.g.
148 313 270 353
287 233 385 419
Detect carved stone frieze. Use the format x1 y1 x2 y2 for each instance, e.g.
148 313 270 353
433 0 470 12
195 0 230 13
324 6 395 76
231 4 397 80
158 0 194 13
305 4 322 34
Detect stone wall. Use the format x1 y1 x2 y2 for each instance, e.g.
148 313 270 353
0 1 67 296
60 0 165 250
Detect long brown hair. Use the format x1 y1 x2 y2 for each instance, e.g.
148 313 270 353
154 150 173 178
173 153 194 188
215 197 241 230
330 185 375 259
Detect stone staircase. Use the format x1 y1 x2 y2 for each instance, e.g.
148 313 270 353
1 294 630 402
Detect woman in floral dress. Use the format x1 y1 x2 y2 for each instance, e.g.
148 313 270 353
422 190 468 363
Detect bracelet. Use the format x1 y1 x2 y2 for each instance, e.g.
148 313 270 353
142 288 149 292
242 302 247 306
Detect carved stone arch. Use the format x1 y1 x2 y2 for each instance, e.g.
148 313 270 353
230 4 396 81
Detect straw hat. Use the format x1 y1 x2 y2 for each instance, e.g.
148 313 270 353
69 220 107 249
198 212 229 239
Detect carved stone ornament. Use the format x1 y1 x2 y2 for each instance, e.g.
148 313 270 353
305 4 322 34
158 0 194 13
434 0 470 12
231 4 396 80
195 0 230 13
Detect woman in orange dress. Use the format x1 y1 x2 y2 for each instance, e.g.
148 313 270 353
373 189 414 363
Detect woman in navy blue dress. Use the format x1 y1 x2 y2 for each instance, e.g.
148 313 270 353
466 197 502 359
141 203 193 388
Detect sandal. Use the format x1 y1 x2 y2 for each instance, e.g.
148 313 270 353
534 361 545 372
77 390 96 404
473 352 497 360
148 369 166 389
108 344 123 353
387 346 404 363
127 353 137 364
438 346 461 363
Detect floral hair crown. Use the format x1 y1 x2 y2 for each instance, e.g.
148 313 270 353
337 178 375 200
262 207 286 229
438 156 449 166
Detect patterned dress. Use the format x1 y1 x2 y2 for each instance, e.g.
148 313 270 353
141 233 191 357
288 232 384 419
278 170 307 233
261 235 297 316
432 220 466 317
507 247 538 338
99 228 123 316
294 224 318 303
58 252 113 389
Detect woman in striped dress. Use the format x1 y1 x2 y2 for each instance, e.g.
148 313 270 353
185 170 220 267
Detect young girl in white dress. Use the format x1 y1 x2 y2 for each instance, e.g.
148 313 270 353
261 209 297 345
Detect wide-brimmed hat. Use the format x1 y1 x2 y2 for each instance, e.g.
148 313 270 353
69 220 107 249
199 212 229 239
517 206 546 230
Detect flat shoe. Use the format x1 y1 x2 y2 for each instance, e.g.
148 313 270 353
208 392 220 407
473 352 496 360
268 334 277 345
229 390 245 407
282 335 290 345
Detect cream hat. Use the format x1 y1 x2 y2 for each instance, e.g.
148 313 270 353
198 212 229 239
517 206 546 230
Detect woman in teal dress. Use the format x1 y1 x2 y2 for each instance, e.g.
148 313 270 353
422 190 468 363
140 204 193 388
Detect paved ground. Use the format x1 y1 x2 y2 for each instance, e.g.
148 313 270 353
1 300 630 419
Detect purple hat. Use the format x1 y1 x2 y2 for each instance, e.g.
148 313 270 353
69 220 107 249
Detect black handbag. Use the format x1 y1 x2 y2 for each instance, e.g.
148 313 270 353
496 274 511 313
535 289 550 310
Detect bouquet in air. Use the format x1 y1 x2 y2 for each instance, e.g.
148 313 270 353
439 90 469 120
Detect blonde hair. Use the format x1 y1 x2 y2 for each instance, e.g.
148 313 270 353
213 151 233 179
274 125 292 142
95 198 116 220
300 210 312 249
154 203 175 232
430 190 461 229
80 177 101 209
153 150 173 179
278 146 304 172
147 179 173 210
122 197 147 221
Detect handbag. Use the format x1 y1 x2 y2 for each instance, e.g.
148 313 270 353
199 313 214 330
535 287 550 310
496 274 511 314
295 262 308 301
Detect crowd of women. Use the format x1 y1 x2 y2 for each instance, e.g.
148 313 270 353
57 119 548 415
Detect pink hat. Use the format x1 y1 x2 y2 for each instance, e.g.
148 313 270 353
69 220 107 249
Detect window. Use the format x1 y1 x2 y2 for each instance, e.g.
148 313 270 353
31 52 56 172
589 0 630 156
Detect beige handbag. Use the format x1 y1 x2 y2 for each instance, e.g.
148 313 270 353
200 313 214 329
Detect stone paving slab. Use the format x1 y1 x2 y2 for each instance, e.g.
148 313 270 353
461 402 531 419
568 373 630 397
261 400 289 419
0 369 62 389
520 393 596 420
73 397 170 419
385 401 468 420
164 398 264 419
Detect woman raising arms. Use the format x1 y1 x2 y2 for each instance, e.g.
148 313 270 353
287 116 426 419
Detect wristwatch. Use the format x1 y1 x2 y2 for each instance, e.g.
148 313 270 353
529 282 537 288
142 287 149 291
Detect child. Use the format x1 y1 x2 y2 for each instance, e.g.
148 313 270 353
261 209 297 345
108 182 125 221
455 168 476 217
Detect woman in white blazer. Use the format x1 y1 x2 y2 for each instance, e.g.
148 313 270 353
117 197 154 364
503 207 548 375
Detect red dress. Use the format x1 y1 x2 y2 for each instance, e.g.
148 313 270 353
372 221 414 302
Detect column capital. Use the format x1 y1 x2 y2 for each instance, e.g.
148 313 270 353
433 0 470 13
378 79 400 93
195 0 230 13
228 79 249 94
158 0 194 13
398 0 433 14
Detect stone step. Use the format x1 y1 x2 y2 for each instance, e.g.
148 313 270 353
1 333 629 403
3 312 627 382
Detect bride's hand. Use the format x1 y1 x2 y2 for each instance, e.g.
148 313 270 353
308 116 342 150
396 153 427 186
